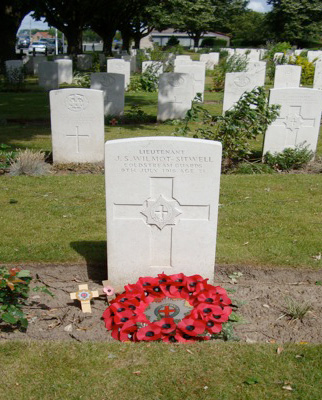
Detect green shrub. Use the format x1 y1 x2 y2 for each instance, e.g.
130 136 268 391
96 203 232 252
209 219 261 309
72 72 91 88
212 54 248 92
264 145 314 171
194 87 280 167
291 56 315 85
0 144 17 169
140 64 160 92
200 37 216 48
0 266 53 330
166 36 180 47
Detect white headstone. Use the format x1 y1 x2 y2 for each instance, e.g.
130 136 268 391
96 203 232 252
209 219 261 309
54 59 73 84
313 60 322 90
157 73 194 121
273 52 289 63
246 61 266 85
263 88 322 155
90 72 125 116
200 53 219 69
77 54 92 70
174 61 206 102
107 59 131 90
38 62 59 90
223 48 235 57
142 61 163 76
25 56 47 75
105 136 222 285
223 71 261 112
5 60 24 83
274 65 302 88
50 88 105 163
307 50 322 63
99 54 106 68
174 55 192 67
122 54 136 73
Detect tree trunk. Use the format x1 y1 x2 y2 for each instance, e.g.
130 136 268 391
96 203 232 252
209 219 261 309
134 35 141 49
102 33 115 56
121 29 131 53
193 35 200 48
65 28 83 56
0 2 32 72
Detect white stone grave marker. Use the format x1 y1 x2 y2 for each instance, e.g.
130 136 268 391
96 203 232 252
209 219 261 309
105 137 222 285
200 53 219 69
223 71 261 112
246 61 266 85
174 61 206 102
5 60 24 83
307 50 322 63
54 59 73 84
50 88 105 163
38 62 59 90
90 72 125 116
174 55 192 67
263 88 322 155
107 59 131 90
313 60 322 90
157 73 194 121
274 65 302 88
77 54 92 70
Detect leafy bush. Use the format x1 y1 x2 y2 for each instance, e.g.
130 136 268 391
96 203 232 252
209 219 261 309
166 36 180 47
200 38 216 48
122 105 155 124
0 144 17 169
192 87 280 168
0 266 53 330
212 54 248 92
264 42 292 82
264 144 313 171
92 52 101 72
290 56 315 85
129 64 160 92
72 72 91 88
9 149 51 176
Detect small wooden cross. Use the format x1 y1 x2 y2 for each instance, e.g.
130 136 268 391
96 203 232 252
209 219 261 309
70 284 99 313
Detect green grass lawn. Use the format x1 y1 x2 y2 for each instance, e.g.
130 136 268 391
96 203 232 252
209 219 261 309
1 341 322 400
1 174 321 268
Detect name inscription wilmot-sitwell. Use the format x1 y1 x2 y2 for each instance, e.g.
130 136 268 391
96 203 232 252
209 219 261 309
114 149 215 174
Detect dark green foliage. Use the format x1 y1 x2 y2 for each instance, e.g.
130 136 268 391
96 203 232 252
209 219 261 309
264 145 314 171
0 266 53 330
194 87 280 166
0 144 17 169
166 36 180 47
212 54 248 92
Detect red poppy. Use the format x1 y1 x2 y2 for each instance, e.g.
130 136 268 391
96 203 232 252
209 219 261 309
205 320 223 334
174 330 198 343
114 310 135 325
111 326 120 340
102 307 115 330
119 320 138 342
169 273 187 286
137 324 162 341
177 318 206 336
192 303 224 320
155 318 176 335
169 284 190 300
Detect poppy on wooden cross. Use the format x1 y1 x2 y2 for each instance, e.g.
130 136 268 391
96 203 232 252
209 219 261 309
70 284 99 313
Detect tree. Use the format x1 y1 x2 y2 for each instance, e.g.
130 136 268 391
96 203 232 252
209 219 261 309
230 11 268 46
0 0 33 70
32 0 99 55
267 0 322 46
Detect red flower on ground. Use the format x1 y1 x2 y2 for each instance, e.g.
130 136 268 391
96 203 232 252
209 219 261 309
136 324 162 341
155 318 176 335
177 318 206 336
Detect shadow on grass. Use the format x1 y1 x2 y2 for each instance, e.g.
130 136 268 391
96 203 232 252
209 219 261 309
125 93 158 107
70 241 107 282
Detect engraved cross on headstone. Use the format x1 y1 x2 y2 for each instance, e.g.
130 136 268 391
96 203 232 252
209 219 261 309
113 177 210 268
66 125 90 153
274 106 315 146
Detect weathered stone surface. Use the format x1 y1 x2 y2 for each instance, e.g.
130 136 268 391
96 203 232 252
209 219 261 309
54 59 73 84
107 59 131 90
105 137 222 285
263 88 322 155
50 88 105 163
38 62 59 90
274 65 301 88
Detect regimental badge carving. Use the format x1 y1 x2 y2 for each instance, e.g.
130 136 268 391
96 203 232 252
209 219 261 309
65 94 89 112
145 298 193 322
234 75 250 87
141 194 182 230
283 112 303 132
168 75 185 87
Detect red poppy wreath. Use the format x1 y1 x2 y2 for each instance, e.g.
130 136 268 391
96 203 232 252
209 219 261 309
102 273 233 342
